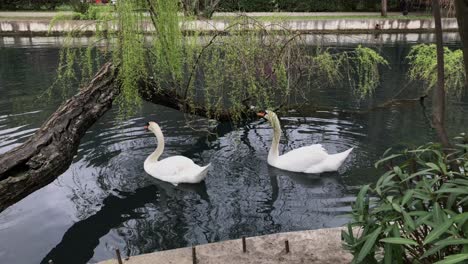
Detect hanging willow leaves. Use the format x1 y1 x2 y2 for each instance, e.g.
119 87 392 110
407 44 466 98
49 0 389 121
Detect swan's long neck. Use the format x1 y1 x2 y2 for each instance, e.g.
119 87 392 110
147 125 164 162
268 115 281 164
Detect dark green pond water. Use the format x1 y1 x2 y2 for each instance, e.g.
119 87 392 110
0 35 467 264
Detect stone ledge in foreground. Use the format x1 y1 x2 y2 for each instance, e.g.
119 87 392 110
98 227 352 264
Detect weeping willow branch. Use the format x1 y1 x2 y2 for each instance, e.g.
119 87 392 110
407 44 466 98
182 21 245 100
49 0 391 122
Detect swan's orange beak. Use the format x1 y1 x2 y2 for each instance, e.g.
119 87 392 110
257 112 265 118
144 125 149 131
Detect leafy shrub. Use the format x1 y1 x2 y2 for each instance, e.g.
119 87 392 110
217 0 408 12
343 135 468 264
0 0 62 10
407 44 466 98
69 0 89 14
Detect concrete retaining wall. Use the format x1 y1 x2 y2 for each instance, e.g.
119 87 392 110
0 18 459 36
0 33 461 49
98 227 352 264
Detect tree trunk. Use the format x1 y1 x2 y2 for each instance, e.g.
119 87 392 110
432 0 451 148
0 63 118 213
381 0 388 17
454 0 468 87
0 62 258 212
140 81 256 122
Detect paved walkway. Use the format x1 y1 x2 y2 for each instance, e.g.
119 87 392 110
0 11 71 18
0 11 428 19
98 227 352 264
213 12 427 17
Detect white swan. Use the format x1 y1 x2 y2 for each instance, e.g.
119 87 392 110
257 110 353 174
144 121 210 185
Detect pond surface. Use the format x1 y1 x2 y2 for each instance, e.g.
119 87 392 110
0 35 467 264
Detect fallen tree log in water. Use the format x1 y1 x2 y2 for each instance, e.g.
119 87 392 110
0 63 118 213
0 62 255 213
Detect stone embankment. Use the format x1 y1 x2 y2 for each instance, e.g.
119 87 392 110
98 227 352 264
0 17 458 36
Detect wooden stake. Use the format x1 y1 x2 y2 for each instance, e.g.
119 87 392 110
115 249 123 264
192 246 197 264
285 240 290 254
242 236 246 253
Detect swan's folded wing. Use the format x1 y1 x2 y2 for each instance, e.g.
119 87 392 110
148 156 195 177
276 144 328 172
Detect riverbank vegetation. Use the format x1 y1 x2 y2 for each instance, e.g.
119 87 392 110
344 136 468 264
52 3 392 119
407 44 466 98
0 0 431 13
0 1 467 263
344 1 468 263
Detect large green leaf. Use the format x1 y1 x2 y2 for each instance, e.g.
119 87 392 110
415 213 432 227
356 227 381 263
449 179 468 186
435 238 468 247
447 193 458 209
433 202 447 225
435 188 468 195
401 190 414 206
375 154 402 168
424 220 453 245
433 253 468 264
380 237 418 246
383 242 393 264
402 211 416 231
453 213 468 226
404 168 435 182
425 162 441 172
355 185 370 214
391 202 402 213
421 244 447 259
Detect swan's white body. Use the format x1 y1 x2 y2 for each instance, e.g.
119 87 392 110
144 122 210 185
261 111 353 174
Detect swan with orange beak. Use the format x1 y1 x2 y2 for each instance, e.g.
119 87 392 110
257 110 353 173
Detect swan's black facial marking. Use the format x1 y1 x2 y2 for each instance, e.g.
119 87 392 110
144 122 150 131
257 110 268 119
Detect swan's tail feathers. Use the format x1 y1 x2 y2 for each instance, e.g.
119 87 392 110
202 163 211 171
327 147 354 171
195 163 211 182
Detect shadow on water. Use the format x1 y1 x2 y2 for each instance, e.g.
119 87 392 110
40 184 160 264
147 177 210 203
40 176 210 264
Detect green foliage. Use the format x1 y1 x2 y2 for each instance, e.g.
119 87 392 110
407 44 466 98
348 45 389 98
313 49 343 84
305 46 388 98
113 0 147 115
180 0 221 19
0 0 61 10
217 0 407 12
69 0 89 14
51 1 389 120
151 0 183 83
343 137 468 264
